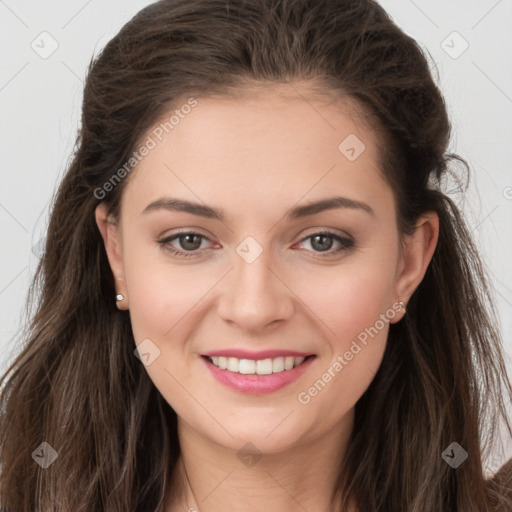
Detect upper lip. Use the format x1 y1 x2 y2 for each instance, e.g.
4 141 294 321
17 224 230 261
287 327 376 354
202 349 314 360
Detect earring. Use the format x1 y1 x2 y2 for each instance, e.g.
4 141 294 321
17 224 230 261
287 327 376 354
115 293 128 310
398 300 406 314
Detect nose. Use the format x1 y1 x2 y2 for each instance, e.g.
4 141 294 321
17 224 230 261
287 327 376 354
216 248 295 333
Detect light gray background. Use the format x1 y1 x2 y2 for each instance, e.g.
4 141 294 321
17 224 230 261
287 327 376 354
1 0 511 471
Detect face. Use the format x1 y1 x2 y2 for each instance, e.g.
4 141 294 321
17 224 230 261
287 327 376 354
96 83 438 455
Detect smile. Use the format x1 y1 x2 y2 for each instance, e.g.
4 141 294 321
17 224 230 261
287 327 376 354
201 353 316 394
206 355 309 375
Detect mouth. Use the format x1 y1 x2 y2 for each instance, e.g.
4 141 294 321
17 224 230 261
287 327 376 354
201 353 316 394
201 354 316 375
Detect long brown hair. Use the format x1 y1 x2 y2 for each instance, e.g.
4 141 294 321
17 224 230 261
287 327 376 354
1 0 511 510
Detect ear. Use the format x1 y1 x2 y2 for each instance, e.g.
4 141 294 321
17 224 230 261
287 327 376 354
95 203 128 309
390 211 439 323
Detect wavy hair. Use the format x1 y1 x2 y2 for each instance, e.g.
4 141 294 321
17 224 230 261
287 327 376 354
1 0 511 510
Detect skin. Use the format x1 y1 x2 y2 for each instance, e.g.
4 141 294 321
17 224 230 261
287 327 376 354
95 82 439 512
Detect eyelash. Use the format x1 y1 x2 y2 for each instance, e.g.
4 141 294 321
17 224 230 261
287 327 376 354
157 230 354 259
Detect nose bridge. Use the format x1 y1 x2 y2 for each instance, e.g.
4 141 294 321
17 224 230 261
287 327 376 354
235 247 274 294
216 237 294 330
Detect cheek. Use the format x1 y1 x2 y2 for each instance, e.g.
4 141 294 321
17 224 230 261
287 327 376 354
296 257 398 345
121 252 210 409
296 272 392 426
291 253 396 408
122 242 218 342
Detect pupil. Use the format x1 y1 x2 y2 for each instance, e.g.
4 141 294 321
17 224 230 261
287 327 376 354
312 234 332 251
181 234 201 250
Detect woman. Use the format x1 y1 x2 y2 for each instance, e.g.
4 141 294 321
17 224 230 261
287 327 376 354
1 0 511 510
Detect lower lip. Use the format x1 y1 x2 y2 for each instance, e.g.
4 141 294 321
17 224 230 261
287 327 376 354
201 355 316 395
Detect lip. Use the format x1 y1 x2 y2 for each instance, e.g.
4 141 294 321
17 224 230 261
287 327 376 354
201 354 316 395
201 349 312 359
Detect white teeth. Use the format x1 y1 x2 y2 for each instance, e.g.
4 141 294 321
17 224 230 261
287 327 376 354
256 358 273 375
272 357 285 373
227 357 239 372
208 355 309 375
239 359 256 374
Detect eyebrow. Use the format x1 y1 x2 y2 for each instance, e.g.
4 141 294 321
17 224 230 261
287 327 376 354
141 195 375 220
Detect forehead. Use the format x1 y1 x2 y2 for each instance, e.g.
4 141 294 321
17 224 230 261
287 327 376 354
121 84 393 220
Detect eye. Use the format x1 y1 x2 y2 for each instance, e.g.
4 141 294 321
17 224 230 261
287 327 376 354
157 231 216 258
295 230 354 258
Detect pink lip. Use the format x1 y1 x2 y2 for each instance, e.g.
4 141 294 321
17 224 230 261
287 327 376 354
201 354 316 395
202 349 312 359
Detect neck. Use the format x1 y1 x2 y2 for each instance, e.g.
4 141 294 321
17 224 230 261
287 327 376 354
165 409 356 512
